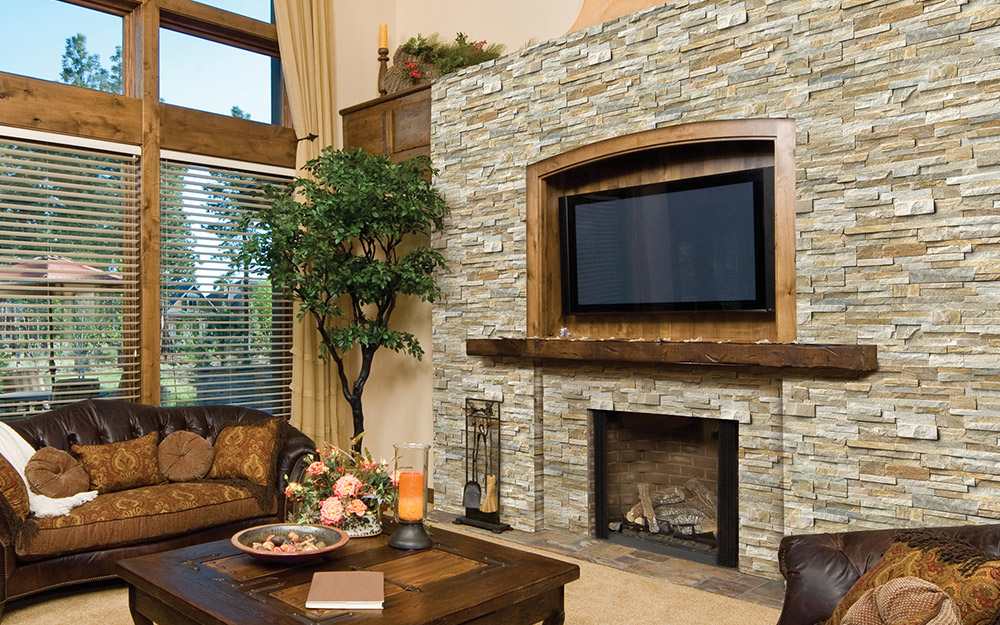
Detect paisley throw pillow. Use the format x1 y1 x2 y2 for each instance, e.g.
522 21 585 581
207 419 281 486
0 452 30 519
72 430 165 493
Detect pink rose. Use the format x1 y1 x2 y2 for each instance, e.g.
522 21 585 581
284 482 303 499
306 461 328 477
319 496 344 526
346 498 368 516
334 474 363 498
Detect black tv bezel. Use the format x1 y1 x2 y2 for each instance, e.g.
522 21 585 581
559 166 776 315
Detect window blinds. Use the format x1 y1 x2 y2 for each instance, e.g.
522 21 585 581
0 133 140 419
159 158 293 418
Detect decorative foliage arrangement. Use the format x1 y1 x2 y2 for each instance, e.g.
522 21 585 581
400 32 505 77
237 147 449 443
284 440 397 533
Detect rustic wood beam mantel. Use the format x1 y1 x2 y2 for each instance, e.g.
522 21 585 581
466 338 878 372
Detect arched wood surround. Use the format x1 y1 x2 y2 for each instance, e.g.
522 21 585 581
525 118 797 343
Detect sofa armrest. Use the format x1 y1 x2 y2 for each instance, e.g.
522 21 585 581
777 523 1000 625
275 423 316 520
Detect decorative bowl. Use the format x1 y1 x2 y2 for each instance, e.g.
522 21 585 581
231 523 350 564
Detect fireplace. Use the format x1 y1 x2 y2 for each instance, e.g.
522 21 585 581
593 411 738 567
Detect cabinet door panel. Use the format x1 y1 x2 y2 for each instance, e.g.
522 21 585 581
343 108 386 153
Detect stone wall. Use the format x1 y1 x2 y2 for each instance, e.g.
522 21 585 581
430 0 1000 577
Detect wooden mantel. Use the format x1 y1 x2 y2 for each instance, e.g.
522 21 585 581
466 338 878 372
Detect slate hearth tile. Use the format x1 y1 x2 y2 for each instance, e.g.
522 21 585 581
625 548 672 563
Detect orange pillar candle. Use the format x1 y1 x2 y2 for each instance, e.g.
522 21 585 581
397 471 424 521
378 23 388 49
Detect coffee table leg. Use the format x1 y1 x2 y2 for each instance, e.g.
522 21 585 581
128 585 154 625
542 609 566 625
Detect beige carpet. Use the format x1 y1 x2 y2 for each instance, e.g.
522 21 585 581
4 535 779 625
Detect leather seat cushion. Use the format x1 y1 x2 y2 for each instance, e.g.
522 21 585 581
16 482 276 560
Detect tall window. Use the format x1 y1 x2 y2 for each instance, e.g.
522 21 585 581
159 157 293 417
0 130 140 418
159 29 276 122
0 0 123 93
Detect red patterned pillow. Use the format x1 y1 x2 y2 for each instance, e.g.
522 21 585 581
0 453 29 519
826 529 1000 625
71 431 166 493
207 419 281 486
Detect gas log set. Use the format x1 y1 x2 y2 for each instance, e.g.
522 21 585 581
610 478 718 554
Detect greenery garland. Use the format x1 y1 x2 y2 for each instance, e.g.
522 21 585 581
399 32 505 76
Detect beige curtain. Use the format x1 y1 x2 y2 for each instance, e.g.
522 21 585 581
274 0 347 447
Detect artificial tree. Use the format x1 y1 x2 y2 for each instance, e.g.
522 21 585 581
238 147 448 444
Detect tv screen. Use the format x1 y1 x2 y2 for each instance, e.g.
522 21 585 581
559 167 774 314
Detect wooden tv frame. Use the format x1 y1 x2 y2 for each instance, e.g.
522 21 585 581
525 119 796 343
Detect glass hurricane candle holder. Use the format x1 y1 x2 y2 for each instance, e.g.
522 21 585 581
388 442 432 550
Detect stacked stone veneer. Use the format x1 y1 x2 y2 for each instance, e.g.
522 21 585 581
430 0 1000 577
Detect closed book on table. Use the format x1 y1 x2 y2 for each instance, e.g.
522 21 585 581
305 571 385 610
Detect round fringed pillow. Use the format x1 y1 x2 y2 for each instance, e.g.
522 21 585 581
158 430 214 482
25 447 91 498
843 576 960 625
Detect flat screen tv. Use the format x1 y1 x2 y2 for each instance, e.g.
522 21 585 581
559 166 775 314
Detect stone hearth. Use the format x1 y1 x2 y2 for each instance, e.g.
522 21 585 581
430 1 1000 578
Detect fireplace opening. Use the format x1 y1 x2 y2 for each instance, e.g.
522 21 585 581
593 411 738 567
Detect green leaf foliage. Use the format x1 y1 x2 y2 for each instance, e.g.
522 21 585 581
236 148 449 439
400 32 505 75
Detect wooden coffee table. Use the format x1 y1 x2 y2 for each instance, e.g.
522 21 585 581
116 526 579 625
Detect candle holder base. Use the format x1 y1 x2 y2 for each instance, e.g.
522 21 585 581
377 46 389 96
389 521 432 550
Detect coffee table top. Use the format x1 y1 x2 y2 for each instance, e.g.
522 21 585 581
117 526 580 625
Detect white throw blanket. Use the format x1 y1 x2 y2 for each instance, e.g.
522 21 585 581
0 421 97 517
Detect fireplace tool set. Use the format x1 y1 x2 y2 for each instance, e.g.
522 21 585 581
455 398 510 533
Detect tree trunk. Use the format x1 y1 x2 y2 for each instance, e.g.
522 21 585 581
350 396 365 451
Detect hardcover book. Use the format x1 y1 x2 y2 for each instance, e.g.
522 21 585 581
305 571 385 610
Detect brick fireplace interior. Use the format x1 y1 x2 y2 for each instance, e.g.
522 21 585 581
594 411 738 567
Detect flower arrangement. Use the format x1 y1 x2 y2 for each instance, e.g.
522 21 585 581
284 440 397 536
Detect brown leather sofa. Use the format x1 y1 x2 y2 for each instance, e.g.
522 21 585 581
0 399 316 614
777 523 1000 625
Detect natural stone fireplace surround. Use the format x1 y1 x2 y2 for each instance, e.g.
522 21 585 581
430 1 1000 578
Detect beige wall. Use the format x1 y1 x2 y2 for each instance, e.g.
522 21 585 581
329 0 582 463
333 0 583 144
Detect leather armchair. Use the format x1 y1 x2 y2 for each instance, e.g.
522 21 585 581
777 523 1000 625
